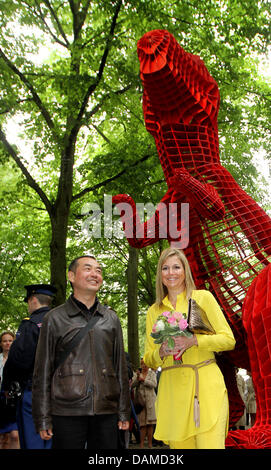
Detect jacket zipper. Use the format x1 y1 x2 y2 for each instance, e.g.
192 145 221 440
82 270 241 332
89 329 95 413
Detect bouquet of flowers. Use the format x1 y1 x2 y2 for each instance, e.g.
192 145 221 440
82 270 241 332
151 310 193 363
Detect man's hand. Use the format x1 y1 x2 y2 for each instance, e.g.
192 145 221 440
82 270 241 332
118 421 129 431
39 429 53 440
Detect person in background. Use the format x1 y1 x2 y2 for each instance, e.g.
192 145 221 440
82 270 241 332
246 372 256 428
143 247 236 449
2 284 56 449
132 358 157 448
0 332 14 384
32 255 130 449
0 331 20 449
235 369 247 430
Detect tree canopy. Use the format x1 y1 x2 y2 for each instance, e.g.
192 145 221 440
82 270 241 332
0 0 271 360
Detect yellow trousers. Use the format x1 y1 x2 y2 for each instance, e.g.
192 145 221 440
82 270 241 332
169 393 228 449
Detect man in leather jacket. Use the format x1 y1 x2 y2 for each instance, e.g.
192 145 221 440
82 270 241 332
32 255 130 449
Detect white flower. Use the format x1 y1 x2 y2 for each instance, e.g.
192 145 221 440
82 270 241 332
155 320 165 332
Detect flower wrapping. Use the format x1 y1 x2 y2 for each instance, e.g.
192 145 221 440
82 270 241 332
151 310 193 362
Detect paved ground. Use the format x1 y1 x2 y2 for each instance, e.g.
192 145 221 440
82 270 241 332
129 440 169 450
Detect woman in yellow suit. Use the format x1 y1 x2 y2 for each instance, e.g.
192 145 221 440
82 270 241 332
143 247 236 449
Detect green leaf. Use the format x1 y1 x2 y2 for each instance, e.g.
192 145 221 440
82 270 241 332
167 337 175 349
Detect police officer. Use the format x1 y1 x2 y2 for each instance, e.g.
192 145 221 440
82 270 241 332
2 284 56 449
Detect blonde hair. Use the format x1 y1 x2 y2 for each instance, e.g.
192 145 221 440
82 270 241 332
155 247 196 306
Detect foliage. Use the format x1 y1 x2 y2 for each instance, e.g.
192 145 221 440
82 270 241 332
0 1 270 356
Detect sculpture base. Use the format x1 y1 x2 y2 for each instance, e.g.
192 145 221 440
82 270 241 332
226 425 271 449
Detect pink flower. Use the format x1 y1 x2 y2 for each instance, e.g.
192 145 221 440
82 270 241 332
178 318 188 331
162 311 171 318
173 311 183 321
168 316 177 326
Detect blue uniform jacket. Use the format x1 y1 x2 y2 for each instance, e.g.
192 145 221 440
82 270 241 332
1 307 50 391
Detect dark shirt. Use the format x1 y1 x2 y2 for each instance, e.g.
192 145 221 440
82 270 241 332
71 295 98 319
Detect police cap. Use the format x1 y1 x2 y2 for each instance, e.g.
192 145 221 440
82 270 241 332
23 284 57 302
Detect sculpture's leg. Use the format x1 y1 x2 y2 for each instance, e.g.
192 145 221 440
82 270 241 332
170 168 225 221
216 354 245 429
226 264 271 448
204 165 271 259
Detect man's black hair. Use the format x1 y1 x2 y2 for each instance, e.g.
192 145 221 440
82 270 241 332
68 255 97 273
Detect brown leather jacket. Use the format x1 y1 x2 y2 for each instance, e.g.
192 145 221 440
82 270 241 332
32 296 130 432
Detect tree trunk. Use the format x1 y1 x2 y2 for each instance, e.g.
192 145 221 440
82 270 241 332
49 205 70 306
141 247 155 306
126 244 140 368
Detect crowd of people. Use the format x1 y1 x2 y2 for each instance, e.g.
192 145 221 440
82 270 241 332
0 248 256 450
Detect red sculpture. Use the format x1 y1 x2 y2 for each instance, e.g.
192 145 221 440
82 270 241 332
113 30 271 448
112 29 271 448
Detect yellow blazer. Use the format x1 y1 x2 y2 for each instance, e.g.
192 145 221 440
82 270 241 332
143 289 236 443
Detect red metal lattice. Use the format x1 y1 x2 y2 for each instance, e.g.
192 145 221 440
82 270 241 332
112 30 271 447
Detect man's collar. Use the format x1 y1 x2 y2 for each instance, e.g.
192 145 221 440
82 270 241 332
71 294 98 314
66 295 104 317
30 306 50 316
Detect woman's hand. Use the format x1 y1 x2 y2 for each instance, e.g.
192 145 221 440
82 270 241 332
159 335 197 359
159 340 181 358
159 340 172 358
173 335 198 359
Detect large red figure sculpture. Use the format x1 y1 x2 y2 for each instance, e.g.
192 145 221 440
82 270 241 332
112 30 271 448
